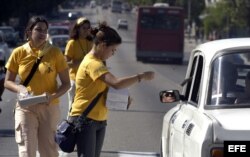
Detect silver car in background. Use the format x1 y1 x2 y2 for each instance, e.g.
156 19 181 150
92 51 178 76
48 35 69 54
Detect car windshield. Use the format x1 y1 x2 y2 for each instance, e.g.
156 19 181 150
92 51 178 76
140 14 180 30
52 37 68 47
207 51 250 107
0 28 14 34
48 28 69 36
120 20 127 23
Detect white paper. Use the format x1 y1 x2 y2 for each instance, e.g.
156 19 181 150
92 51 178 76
18 93 48 107
106 87 129 110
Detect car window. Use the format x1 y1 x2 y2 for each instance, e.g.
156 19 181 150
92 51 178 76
207 51 250 107
183 53 203 105
48 28 69 36
140 14 180 30
0 27 14 34
190 56 203 103
52 37 68 47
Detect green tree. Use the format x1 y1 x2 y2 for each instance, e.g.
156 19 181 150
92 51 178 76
203 0 250 38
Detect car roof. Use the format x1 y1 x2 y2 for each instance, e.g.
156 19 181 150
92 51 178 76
49 25 69 29
0 26 14 29
118 19 127 22
48 35 69 40
192 38 250 63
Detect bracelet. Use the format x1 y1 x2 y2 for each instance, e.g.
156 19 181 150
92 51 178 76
137 74 142 83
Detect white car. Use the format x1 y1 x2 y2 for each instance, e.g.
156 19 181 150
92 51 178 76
0 26 19 47
117 19 128 30
160 38 250 157
48 35 69 54
47 26 69 38
0 31 11 62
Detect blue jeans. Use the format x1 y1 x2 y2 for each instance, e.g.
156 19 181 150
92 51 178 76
69 116 107 157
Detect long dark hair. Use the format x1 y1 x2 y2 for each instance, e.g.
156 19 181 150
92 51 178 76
91 21 122 46
69 17 91 40
24 16 48 41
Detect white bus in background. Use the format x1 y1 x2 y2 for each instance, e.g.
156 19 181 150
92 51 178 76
111 0 122 13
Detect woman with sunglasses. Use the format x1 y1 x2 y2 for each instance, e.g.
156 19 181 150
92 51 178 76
65 17 93 114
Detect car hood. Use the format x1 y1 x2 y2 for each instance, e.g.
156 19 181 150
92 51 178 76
206 108 250 142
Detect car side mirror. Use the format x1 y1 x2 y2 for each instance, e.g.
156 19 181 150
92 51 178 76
159 90 181 103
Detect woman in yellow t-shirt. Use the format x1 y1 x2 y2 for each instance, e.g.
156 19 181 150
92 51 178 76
64 17 93 113
4 16 70 157
69 22 155 157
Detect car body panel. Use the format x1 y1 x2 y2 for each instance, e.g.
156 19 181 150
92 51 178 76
161 38 250 157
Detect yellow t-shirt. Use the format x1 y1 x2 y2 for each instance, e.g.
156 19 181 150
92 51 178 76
70 53 108 121
65 38 92 81
5 42 68 105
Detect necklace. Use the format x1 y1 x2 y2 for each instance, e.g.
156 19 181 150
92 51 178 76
78 39 89 55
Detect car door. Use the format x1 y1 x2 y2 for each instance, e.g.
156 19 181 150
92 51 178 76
168 53 203 157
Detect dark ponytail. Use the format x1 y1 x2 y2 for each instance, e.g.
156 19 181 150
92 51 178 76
90 21 122 46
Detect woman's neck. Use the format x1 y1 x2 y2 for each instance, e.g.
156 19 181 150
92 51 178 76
29 41 45 49
79 35 87 40
89 47 102 60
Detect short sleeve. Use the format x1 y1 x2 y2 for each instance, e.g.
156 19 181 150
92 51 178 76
87 61 108 81
5 48 19 73
64 40 74 58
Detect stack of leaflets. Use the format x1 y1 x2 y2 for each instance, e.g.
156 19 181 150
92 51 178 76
106 87 129 110
18 93 48 107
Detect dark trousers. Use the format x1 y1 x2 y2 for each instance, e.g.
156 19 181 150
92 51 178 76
69 116 107 157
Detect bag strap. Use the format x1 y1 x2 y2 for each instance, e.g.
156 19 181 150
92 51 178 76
23 57 43 86
81 92 103 117
73 92 103 131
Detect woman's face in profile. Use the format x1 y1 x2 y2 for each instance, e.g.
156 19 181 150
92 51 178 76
102 44 119 60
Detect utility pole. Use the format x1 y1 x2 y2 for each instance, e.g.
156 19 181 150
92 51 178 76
188 0 191 25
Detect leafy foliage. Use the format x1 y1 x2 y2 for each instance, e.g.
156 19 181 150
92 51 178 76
203 0 250 38
175 0 205 26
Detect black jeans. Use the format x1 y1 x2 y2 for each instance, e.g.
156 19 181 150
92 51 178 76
68 116 107 157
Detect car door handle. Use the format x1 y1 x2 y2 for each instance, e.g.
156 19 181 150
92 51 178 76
182 120 188 129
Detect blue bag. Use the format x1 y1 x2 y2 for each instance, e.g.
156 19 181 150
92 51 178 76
55 120 76 153
55 92 103 153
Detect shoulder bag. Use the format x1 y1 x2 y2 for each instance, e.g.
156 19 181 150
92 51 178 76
55 92 103 153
